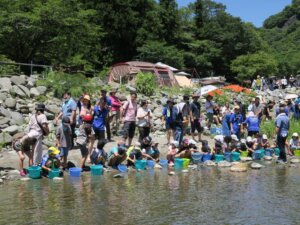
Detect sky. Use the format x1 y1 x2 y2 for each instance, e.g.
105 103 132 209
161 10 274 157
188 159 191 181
177 0 293 27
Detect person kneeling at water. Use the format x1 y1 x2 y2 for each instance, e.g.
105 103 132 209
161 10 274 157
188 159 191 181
142 142 160 161
91 140 108 166
289 132 300 156
167 141 179 166
127 142 156 167
41 147 61 176
107 141 127 169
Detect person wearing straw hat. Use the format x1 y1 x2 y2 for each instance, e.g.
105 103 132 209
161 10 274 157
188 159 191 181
109 88 122 136
289 133 300 156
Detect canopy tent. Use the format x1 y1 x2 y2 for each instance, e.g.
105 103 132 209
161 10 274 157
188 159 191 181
196 85 218 96
174 75 194 87
155 62 178 71
176 71 191 77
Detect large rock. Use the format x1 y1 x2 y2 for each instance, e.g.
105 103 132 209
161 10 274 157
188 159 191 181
291 158 300 164
0 78 12 91
0 117 10 125
0 92 9 101
10 75 26 85
10 112 24 125
30 87 40 97
18 85 30 97
0 106 11 118
0 132 12 144
36 86 47 95
47 104 60 114
230 163 247 172
2 125 20 135
11 85 26 98
4 98 16 109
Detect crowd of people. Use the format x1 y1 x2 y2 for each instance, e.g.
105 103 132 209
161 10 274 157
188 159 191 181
11 87 300 176
251 75 300 91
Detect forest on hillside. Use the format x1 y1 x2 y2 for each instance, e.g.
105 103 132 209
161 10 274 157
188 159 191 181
0 0 299 82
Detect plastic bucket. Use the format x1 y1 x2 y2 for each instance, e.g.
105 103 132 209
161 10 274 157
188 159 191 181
232 152 240 161
260 149 265 158
118 164 128 173
146 160 155 168
240 151 248 157
274 148 280 156
174 158 184 169
28 166 41 179
224 152 232 162
135 160 146 170
48 168 60 179
69 167 82 177
294 150 300 156
183 158 190 168
265 149 274 156
253 150 262 160
191 152 203 163
202 154 212 162
159 159 168 167
91 165 103 176
215 154 225 163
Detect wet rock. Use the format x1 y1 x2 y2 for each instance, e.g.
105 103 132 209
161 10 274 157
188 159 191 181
264 156 273 161
20 177 31 182
230 163 247 172
113 174 124 178
204 160 216 166
251 162 263 169
53 177 64 181
154 164 162 169
168 171 175 176
217 161 232 167
188 165 198 169
240 157 253 162
0 78 12 91
291 158 300 164
182 169 189 173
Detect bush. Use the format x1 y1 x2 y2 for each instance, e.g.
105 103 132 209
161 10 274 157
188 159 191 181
135 72 156 96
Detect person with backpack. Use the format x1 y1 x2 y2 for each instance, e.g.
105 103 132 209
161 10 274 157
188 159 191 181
121 92 138 147
172 101 187 144
190 94 202 142
93 97 109 141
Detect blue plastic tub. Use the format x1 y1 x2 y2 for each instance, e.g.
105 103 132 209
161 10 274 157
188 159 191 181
232 152 240 161
202 154 212 162
274 148 280 156
174 158 184 169
159 159 168 167
224 152 232 162
48 168 60 179
69 167 82 177
146 160 155 168
253 150 262 160
28 166 41 179
259 149 265 158
91 165 103 176
215 154 225 162
135 160 146 170
265 149 274 156
118 164 128 173
191 152 203 163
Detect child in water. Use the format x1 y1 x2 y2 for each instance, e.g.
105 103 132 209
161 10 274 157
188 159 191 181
167 141 179 166
41 147 61 176
90 140 108 166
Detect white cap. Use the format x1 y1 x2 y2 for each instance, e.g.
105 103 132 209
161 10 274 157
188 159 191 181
292 132 299 137
241 139 246 144
171 140 179 147
189 139 197 145
246 136 253 142
214 135 224 143
231 134 239 141
262 134 268 140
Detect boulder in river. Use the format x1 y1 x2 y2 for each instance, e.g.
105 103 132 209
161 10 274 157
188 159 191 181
250 162 263 169
291 158 300 164
230 163 247 172
217 161 232 167
204 160 216 166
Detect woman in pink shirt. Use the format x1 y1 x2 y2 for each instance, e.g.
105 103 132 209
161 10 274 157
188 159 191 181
109 88 122 136
121 92 138 147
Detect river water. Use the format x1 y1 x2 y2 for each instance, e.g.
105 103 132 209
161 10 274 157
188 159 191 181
1 163 300 225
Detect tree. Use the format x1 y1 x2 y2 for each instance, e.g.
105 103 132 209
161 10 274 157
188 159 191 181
230 52 278 82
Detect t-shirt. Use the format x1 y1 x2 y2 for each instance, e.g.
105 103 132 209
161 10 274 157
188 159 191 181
61 98 77 118
91 148 107 164
137 107 152 127
230 113 243 133
243 116 260 132
275 113 289 137
123 101 137 122
56 124 72 148
252 103 264 117
290 138 300 147
205 100 214 114
28 113 48 136
162 106 174 124
109 147 118 158
93 106 108 131
190 101 201 119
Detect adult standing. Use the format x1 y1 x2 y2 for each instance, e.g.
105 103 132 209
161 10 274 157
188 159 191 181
252 96 264 121
93 98 109 141
235 99 246 120
109 88 122 136
136 100 152 143
173 97 189 143
190 94 202 142
243 112 260 137
54 92 77 146
256 75 262 91
230 106 244 139
275 107 290 163
30 104 49 165
100 90 112 141
122 92 138 147
162 98 175 145
205 95 215 129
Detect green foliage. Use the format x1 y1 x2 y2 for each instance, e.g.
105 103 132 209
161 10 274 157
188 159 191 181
0 55 18 76
37 71 96 98
231 51 278 82
135 72 156 96
35 95 48 102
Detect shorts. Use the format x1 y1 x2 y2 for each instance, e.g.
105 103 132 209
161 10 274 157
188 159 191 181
59 147 69 157
122 121 136 139
166 123 175 130
191 119 203 133
94 129 105 140
79 144 88 157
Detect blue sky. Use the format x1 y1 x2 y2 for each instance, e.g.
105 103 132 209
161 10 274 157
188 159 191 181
177 0 292 27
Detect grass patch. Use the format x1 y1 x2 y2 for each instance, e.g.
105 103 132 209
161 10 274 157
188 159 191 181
260 119 300 139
